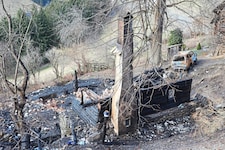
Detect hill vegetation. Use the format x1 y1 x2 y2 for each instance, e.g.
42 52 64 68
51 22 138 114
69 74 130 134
0 0 111 77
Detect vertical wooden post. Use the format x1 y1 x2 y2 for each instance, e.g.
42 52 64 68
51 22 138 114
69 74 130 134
111 12 137 135
74 70 78 92
37 127 42 150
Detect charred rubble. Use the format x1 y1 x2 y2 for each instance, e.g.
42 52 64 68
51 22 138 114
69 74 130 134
0 68 209 149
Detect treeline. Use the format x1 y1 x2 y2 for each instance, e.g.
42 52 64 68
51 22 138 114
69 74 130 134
0 0 111 55
0 0 111 77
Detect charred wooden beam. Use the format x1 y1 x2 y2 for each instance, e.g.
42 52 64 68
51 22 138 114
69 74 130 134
71 95 98 126
74 70 78 92
138 79 192 116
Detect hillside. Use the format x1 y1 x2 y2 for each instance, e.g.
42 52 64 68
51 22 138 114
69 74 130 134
0 0 38 17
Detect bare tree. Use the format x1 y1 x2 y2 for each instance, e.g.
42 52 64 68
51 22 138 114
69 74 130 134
151 0 166 66
45 48 65 80
22 41 42 83
54 0 112 47
0 0 31 148
55 7 89 47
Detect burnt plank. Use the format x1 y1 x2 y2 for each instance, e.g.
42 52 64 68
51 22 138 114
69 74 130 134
69 95 98 126
139 79 192 116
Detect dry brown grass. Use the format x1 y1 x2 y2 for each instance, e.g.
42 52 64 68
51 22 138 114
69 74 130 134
184 35 216 50
27 73 75 93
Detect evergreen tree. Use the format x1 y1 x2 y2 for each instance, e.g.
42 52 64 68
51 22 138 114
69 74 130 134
31 8 58 54
14 9 31 34
168 28 183 46
0 17 9 41
0 9 32 54
196 43 202 50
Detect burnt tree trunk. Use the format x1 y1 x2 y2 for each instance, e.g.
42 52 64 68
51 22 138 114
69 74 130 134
1 0 30 149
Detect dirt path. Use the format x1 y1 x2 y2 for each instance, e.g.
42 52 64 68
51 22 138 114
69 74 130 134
141 130 225 150
188 55 225 102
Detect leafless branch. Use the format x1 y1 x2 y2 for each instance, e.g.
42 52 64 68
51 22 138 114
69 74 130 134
167 0 200 8
0 1 31 148
1 0 12 37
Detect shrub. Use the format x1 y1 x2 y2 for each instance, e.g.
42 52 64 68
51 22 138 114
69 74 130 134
168 28 183 46
182 44 186 51
197 43 202 50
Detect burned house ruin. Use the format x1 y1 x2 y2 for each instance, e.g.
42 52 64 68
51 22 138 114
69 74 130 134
106 12 192 135
134 69 192 116
1 11 194 149
50 11 193 137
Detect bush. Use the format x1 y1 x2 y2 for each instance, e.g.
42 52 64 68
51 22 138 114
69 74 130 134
168 28 183 46
197 43 202 50
182 44 186 51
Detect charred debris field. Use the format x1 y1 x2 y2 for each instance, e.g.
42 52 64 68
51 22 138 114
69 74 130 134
1 64 223 149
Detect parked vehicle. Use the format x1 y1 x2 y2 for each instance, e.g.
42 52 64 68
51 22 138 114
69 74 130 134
171 51 197 70
187 51 197 64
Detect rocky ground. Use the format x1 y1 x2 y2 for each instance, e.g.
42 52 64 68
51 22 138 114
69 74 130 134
1 51 225 149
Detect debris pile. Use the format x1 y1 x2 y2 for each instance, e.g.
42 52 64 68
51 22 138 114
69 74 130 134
0 73 211 149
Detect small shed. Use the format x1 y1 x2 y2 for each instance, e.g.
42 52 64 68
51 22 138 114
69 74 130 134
167 44 182 61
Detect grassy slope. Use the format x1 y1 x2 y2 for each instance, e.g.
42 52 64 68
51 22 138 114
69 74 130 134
0 0 38 17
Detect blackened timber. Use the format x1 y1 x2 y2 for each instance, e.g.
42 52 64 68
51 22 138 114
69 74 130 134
139 79 192 116
70 95 98 126
74 70 78 92
27 78 102 101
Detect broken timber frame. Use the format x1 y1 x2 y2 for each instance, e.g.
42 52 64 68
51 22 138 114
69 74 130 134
111 12 137 135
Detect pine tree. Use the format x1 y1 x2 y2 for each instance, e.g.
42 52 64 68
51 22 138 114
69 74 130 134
168 28 183 46
31 8 58 54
